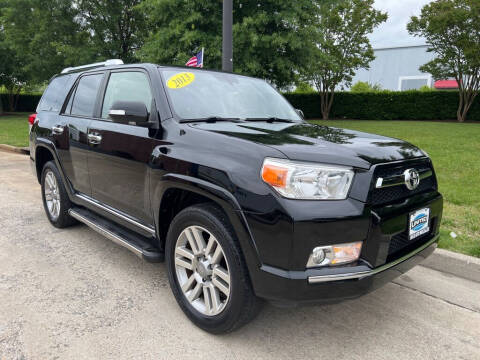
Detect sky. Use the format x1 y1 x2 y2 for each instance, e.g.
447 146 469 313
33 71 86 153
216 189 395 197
369 0 433 49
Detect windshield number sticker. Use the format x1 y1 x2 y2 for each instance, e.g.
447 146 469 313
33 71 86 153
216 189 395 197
167 72 195 89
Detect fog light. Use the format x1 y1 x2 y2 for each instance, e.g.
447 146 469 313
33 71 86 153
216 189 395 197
306 241 363 268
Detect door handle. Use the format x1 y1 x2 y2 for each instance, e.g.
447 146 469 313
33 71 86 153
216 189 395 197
52 125 64 135
87 133 102 145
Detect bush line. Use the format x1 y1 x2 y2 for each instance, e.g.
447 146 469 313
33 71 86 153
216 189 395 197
284 91 480 121
2 91 480 121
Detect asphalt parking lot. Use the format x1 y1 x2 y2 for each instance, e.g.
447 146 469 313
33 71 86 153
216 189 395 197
0 150 479 360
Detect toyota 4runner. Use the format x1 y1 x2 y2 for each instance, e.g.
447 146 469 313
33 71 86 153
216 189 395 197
30 60 443 333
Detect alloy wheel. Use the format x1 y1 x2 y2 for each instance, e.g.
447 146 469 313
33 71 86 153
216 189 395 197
174 225 231 316
44 170 60 220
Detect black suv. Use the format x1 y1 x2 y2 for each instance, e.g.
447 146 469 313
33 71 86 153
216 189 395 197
30 60 443 333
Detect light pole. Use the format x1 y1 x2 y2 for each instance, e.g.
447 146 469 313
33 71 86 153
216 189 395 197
222 0 233 72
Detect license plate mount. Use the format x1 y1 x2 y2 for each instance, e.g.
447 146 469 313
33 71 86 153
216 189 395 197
409 208 430 240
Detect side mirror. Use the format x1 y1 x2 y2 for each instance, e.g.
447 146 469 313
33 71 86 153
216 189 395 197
109 101 149 125
296 109 305 119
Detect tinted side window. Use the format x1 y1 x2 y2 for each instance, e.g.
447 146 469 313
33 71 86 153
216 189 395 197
37 75 72 112
71 74 103 117
101 72 152 119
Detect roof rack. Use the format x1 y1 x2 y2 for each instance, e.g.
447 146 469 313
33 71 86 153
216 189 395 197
61 59 124 74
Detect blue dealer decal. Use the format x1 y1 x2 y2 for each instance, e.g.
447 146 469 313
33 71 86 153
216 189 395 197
411 213 428 231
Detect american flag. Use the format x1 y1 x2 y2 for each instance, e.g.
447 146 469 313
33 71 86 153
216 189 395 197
185 48 204 68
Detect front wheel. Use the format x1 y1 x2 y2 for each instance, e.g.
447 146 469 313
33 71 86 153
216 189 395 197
165 204 262 334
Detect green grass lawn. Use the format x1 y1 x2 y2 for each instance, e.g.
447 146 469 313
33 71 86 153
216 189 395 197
311 120 480 258
0 112 30 147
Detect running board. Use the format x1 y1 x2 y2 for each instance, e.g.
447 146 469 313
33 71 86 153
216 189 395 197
69 207 164 263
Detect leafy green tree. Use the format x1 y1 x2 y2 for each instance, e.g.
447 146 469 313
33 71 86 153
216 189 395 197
407 0 480 122
138 0 316 88
304 0 387 119
0 22 29 111
76 0 147 63
0 0 95 86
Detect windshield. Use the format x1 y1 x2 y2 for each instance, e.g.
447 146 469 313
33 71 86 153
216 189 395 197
160 68 302 122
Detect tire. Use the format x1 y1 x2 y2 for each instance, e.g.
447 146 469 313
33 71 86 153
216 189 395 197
165 203 262 334
41 161 77 228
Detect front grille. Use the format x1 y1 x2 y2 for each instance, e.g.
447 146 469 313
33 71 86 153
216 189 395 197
386 219 436 262
369 160 437 205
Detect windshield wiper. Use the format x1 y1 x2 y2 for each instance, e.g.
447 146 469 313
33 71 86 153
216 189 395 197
181 116 243 123
244 117 297 123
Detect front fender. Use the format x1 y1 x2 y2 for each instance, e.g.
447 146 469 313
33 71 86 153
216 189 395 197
152 173 264 292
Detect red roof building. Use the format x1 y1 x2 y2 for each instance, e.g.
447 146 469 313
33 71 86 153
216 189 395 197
434 80 459 89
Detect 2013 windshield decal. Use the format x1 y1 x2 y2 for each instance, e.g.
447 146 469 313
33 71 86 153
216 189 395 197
167 72 195 89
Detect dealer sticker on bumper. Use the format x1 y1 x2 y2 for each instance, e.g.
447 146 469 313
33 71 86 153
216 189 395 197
409 208 430 240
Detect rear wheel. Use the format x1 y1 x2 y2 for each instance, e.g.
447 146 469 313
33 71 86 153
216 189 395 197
165 203 262 334
41 161 77 228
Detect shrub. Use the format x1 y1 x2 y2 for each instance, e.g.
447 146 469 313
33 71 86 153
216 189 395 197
284 90 480 121
350 81 382 92
418 85 435 92
0 93 42 112
294 82 316 93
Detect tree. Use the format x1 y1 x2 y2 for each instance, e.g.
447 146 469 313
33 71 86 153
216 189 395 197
138 0 316 88
0 0 146 99
0 0 95 87
76 0 147 63
304 0 387 119
407 0 480 122
0 24 29 111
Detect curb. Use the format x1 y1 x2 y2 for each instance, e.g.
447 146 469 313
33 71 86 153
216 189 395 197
0 144 29 155
422 248 480 283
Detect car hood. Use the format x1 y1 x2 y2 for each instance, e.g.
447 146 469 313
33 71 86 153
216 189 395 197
188 121 426 169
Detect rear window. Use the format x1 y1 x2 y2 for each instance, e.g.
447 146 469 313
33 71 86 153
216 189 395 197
70 74 104 117
37 75 73 112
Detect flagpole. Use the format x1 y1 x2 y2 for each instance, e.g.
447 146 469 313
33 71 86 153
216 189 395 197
222 0 233 72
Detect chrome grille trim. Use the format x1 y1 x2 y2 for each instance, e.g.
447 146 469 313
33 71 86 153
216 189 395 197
375 169 432 189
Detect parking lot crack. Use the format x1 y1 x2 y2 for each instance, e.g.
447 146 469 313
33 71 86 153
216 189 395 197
392 281 480 314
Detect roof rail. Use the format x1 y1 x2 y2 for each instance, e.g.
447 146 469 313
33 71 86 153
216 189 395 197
61 59 124 74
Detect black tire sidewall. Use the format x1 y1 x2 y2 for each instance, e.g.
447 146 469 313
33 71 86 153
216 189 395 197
165 205 254 334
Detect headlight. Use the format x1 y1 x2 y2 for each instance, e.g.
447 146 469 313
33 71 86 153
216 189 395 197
261 158 354 200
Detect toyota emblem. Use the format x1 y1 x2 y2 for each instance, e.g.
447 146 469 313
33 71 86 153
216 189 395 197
404 169 420 190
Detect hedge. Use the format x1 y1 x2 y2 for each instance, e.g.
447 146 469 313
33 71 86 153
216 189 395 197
0 93 42 112
284 91 480 121
1 90 480 121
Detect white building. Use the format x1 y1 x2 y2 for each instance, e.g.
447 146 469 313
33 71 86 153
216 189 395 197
351 44 436 91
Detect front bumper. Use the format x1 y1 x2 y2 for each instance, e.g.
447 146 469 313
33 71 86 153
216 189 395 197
245 191 442 305
254 235 437 305
308 235 437 284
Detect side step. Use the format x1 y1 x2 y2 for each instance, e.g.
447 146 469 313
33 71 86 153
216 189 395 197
69 207 164 263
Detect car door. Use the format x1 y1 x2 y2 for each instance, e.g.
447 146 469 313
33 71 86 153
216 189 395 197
86 69 156 226
56 72 105 196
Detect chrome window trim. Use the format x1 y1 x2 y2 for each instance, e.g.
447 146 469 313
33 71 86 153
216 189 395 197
308 235 438 284
75 193 156 235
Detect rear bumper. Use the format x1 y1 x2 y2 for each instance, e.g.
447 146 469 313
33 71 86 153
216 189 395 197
254 234 438 305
